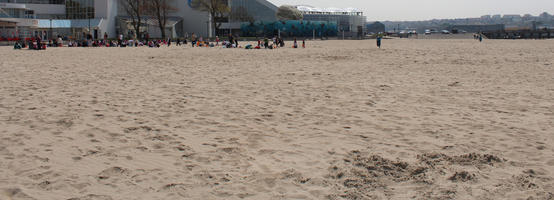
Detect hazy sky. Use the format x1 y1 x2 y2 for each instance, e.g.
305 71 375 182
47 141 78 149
268 0 554 21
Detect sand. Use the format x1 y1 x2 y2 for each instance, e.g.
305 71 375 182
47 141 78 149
0 39 553 200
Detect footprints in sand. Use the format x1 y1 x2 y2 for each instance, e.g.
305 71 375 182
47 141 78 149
1 188 36 200
1 41 553 200
97 167 130 181
328 150 552 199
123 126 160 134
67 194 113 200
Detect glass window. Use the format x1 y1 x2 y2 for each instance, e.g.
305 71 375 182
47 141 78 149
230 0 277 23
66 0 94 19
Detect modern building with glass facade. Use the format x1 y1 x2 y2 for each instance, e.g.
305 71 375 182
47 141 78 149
0 0 207 40
1 0 366 40
296 5 366 37
215 0 278 35
0 0 280 39
0 0 119 39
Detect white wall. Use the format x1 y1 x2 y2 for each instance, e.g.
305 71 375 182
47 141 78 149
95 0 117 38
173 0 210 37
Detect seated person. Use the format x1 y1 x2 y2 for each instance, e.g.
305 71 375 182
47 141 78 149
14 42 22 50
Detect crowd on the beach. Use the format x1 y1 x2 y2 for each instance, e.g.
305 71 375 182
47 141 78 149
13 32 307 50
473 33 484 42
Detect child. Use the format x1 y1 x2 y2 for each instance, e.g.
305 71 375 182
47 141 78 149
293 38 298 48
302 39 305 48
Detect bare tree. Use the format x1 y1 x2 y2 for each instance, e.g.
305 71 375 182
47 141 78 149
120 0 145 39
145 0 177 39
276 5 303 21
191 0 230 36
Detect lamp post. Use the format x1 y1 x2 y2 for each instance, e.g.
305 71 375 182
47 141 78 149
88 0 92 39
49 18 52 40
228 0 231 36
88 17 91 39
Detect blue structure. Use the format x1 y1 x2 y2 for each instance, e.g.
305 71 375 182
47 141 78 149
240 20 337 38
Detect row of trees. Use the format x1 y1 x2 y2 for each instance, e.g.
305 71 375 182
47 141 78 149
120 0 304 38
120 0 175 39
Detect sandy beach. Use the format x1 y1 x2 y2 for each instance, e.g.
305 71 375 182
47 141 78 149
1 39 553 200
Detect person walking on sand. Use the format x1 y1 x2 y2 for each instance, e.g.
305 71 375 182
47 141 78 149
479 33 483 42
191 33 197 47
376 35 382 48
264 37 269 49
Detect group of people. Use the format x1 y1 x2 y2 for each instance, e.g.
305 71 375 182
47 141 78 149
246 37 307 50
13 35 49 50
13 31 310 50
67 39 171 48
13 37 175 49
473 33 484 42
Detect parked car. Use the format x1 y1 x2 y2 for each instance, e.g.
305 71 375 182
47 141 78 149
441 30 451 34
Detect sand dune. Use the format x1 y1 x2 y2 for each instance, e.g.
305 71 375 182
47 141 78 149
0 39 553 199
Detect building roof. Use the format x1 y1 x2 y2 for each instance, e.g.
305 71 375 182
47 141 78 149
295 5 362 14
255 0 279 12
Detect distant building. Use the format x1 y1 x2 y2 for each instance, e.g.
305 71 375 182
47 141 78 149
366 21 385 34
503 14 522 22
522 14 533 20
0 0 122 39
295 5 366 37
448 24 505 33
220 0 278 35
503 14 522 18
539 12 552 20
0 0 285 40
